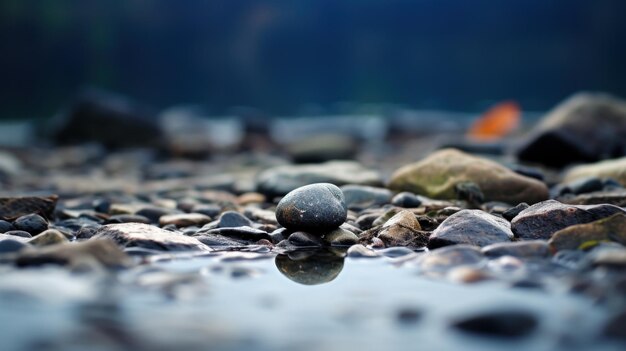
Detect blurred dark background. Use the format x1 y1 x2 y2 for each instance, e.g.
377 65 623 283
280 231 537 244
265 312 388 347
2 0 626 119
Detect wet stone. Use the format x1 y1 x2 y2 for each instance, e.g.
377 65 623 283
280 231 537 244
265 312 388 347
13 214 48 235
159 213 212 227
217 211 253 228
0 219 14 233
287 231 324 248
322 228 358 247
346 244 380 258
391 192 422 208
377 210 426 247
195 234 247 247
511 200 626 240
452 310 538 338
200 226 271 242
276 183 347 233
28 229 69 247
549 214 626 252
3 230 32 238
502 203 529 222
0 195 58 221
377 246 416 258
482 241 551 259
429 210 513 249
93 223 210 251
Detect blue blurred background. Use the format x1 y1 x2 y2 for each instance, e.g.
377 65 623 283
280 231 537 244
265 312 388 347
2 0 626 119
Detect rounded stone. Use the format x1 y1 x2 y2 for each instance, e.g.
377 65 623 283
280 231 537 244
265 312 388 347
276 183 347 233
13 214 49 235
0 220 14 233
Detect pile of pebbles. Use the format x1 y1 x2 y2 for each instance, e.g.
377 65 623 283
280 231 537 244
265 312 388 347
1 91 626 344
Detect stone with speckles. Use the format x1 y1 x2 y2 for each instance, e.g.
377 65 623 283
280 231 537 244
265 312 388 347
276 183 347 234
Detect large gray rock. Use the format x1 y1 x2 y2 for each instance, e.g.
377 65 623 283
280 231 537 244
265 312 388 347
93 223 210 251
256 161 382 197
429 210 514 249
511 200 626 240
517 93 626 168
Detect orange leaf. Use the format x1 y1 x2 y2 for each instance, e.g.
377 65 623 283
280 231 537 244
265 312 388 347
467 101 521 141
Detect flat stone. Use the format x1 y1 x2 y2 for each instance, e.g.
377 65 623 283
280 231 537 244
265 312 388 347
482 241 551 259
564 157 626 187
549 214 626 251
256 161 382 197
429 210 514 249
452 310 538 338
560 190 626 207
93 223 210 251
28 229 69 247
217 211 253 228
159 213 212 227
0 195 58 221
3 230 32 238
276 183 347 233
15 239 131 269
377 210 426 247
105 214 152 224
388 148 549 204
199 226 271 242
511 200 626 240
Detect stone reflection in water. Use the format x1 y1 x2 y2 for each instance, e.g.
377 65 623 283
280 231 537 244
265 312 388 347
275 249 345 285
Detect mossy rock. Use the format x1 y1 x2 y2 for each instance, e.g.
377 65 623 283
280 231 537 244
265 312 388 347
548 213 626 252
388 149 548 204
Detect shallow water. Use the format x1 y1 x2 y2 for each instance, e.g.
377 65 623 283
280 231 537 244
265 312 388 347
0 251 622 351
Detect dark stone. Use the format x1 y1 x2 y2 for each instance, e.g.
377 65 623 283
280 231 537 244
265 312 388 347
104 214 152 224
287 231 324 248
195 234 248 247
509 165 545 181
452 310 538 338
502 203 529 221
511 200 626 240
217 211 253 228
0 220 14 233
322 228 359 247
269 227 289 244
454 182 484 206
13 214 49 235
517 93 626 168
76 225 100 239
482 241 551 259
0 195 57 221
3 230 32 238
199 226 271 242
0 239 28 254
93 223 210 251
276 183 347 233
340 185 392 210
428 210 513 249
52 89 164 148
391 192 422 208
